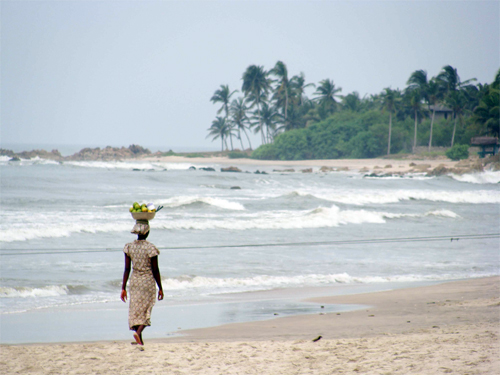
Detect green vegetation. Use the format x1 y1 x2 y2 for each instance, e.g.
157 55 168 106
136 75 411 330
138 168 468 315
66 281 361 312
445 145 469 161
228 151 250 159
207 62 500 160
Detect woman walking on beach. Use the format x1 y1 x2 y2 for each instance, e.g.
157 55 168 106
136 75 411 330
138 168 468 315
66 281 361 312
121 220 163 346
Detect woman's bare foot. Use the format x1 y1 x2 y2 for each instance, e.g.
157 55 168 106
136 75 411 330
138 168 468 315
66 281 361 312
133 332 143 345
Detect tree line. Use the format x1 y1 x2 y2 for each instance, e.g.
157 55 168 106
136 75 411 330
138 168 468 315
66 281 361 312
207 61 499 159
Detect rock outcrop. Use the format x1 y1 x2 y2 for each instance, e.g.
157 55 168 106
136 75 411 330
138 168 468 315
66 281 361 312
2 149 63 161
427 160 484 176
65 145 151 161
1 145 150 161
221 166 242 173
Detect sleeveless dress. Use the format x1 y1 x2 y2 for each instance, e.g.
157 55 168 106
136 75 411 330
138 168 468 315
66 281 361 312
123 240 160 329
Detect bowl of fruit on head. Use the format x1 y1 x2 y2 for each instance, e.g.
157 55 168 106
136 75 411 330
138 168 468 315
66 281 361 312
130 202 157 220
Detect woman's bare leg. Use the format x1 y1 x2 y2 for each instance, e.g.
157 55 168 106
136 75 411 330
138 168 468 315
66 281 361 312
133 325 146 345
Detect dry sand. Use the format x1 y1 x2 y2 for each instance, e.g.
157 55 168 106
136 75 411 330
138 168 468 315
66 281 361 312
1 277 498 374
142 155 459 174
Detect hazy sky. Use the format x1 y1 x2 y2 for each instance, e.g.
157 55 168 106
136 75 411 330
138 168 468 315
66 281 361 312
1 0 499 153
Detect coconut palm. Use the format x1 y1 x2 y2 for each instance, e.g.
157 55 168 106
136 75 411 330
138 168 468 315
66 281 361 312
404 88 426 153
270 61 290 126
407 70 429 96
313 79 342 116
380 88 401 155
290 72 315 107
473 69 500 137
406 70 432 153
211 85 238 149
437 65 477 146
230 97 252 150
407 70 446 151
242 65 271 144
446 91 468 147
426 79 442 151
251 102 279 143
436 65 476 93
206 117 231 151
342 92 362 112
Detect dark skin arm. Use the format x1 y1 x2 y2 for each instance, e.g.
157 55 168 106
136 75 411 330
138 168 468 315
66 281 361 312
151 255 164 300
121 254 131 302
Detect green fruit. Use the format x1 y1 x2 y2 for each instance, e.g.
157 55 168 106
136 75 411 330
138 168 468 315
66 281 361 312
129 207 134 212
133 202 140 210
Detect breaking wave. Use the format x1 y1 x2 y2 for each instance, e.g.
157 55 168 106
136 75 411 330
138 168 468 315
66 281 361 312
0 285 69 298
0 205 460 242
151 206 459 231
160 272 494 294
286 189 500 205
450 171 500 184
157 196 245 210
0 222 131 242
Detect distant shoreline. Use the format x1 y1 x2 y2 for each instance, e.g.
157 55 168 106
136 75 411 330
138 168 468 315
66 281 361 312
2 145 498 176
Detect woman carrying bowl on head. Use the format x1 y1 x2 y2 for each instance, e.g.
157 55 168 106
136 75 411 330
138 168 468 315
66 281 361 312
121 217 163 347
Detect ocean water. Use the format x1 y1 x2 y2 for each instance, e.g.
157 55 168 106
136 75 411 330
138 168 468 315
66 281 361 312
1 156 499 342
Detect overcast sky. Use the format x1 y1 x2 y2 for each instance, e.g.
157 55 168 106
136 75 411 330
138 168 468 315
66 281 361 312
1 0 499 153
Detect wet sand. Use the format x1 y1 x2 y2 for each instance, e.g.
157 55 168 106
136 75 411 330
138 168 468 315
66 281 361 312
2 277 498 374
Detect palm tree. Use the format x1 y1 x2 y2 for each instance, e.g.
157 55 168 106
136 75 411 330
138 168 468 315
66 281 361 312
437 65 477 146
313 79 342 116
446 91 467 147
230 97 252 150
290 72 315 107
426 79 441 151
342 92 362 112
206 117 230 151
406 70 431 153
254 102 280 142
407 70 429 93
404 88 426 153
211 85 237 149
407 70 446 151
270 61 290 127
242 65 271 144
473 69 500 137
380 88 400 155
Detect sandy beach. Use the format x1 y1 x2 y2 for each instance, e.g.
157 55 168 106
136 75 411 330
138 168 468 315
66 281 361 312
142 155 463 175
2 277 498 374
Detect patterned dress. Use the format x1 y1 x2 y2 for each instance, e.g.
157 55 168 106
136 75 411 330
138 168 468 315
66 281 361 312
123 240 160 330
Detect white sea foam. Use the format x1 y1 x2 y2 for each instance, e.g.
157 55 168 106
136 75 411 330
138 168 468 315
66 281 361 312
64 160 169 171
0 222 130 242
160 272 492 293
0 155 57 165
157 196 245 210
450 171 500 184
290 189 500 205
0 203 460 242
151 206 459 231
0 285 69 298
425 209 460 218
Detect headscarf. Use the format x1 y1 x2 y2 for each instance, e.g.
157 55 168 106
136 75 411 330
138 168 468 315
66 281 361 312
131 219 150 235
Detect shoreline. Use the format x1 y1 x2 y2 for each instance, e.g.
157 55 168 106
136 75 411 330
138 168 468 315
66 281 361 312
142 155 460 174
5 148 498 177
2 277 498 374
169 276 499 343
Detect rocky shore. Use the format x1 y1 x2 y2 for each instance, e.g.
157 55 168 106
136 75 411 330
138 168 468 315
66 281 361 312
0 144 152 162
